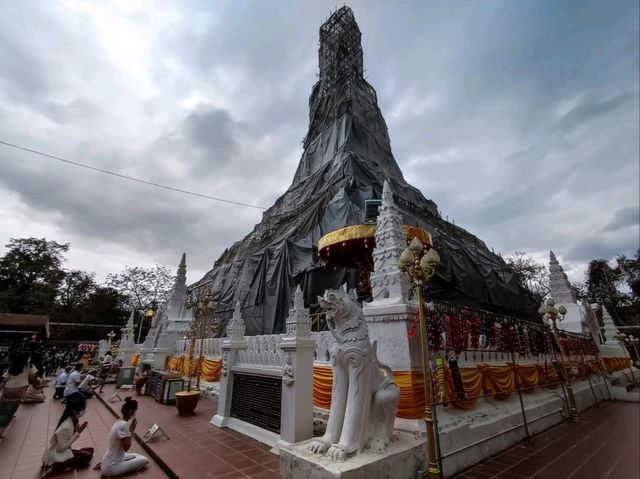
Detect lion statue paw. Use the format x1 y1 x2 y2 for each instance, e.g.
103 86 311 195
327 444 350 462
308 439 330 455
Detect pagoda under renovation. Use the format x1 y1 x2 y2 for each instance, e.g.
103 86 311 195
195 6 540 335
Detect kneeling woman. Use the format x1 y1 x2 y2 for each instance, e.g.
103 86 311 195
99 397 148 477
42 399 93 476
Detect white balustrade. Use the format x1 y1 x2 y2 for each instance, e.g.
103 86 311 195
312 331 335 364
236 334 285 367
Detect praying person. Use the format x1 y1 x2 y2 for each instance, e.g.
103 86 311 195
95 397 149 477
63 363 84 403
54 366 72 399
23 377 46 403
0 352 37 402
42 399 93 477
79 369 99 398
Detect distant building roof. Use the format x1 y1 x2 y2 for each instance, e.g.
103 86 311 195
0 313 50 341
0 313 49 327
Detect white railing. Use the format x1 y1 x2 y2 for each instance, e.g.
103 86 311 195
173 337 224 358
312 331 335 363
236 334 285 367
174 331 337 368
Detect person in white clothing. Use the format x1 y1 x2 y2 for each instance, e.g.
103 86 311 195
95 397 148 477
102 353 113 364
63 363 84 402
78 369 99 398
0 352 37 402
42 399 93 476
53 366 72 399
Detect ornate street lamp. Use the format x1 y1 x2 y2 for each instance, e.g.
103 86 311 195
107 330 116 345
185 286 216 391
539 297 579 420
398 237 442 479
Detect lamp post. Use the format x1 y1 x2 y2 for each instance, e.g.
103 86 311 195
107 330 116 346
398 237 442 479
615 333 637 384
185 287 215 391
540 297 579 421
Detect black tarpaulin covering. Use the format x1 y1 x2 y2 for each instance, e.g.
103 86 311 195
195 7 541 335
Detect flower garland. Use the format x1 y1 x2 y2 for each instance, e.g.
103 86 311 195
427 310 443 351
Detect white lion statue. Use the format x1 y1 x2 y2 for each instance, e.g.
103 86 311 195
309 285 399 461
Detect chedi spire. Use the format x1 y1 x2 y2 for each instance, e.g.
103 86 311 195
198 7 540 335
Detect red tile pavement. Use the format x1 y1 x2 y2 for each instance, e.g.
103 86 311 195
453 401 640 479
96 384 279 479
0 382 167 479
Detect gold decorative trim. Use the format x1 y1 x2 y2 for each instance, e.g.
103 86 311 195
318 224 375 251
317 224 432 251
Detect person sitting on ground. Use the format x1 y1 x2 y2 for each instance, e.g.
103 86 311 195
63 363 84 403
22 377 46 403
94 397 149 477
0 352 37 403
99 359 123 393
78 369 99 398
53 366 72 399
42 398 93 477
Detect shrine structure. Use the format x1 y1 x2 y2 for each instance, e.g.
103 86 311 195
192 6 541 337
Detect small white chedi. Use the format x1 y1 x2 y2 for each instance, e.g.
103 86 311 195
309 285 399 461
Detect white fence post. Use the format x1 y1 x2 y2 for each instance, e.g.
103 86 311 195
278 286 316 446
211 301 247 428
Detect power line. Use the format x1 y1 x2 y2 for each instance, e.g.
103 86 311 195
0 140 267 210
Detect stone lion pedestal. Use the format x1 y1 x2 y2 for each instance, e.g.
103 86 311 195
280 434 425 479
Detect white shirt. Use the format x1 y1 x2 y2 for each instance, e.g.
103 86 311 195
79 374 96 390
63 370 82 396
102 354 113 364
2 365 38 388
101 419 131 474
55 370 69 387
42 417 79 466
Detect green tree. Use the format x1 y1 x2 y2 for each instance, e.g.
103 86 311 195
616 250 640 300
106 265 175 341
585 259 630 324
0 238 69 314
106 265 175 311
505 251 549 300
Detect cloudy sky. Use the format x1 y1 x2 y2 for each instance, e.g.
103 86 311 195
0 0 638 286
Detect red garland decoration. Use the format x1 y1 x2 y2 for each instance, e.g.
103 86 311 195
501 323 515 353
427 310 443 351
407 311 420 338
445 313 454 350
450 314 465 354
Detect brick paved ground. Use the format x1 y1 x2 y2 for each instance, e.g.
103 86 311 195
4 383 636 479
97 384 279 479
0 383 167 479
453 400 640 479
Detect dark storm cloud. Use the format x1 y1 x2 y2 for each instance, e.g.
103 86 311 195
183 106 243 157
603 207 640 232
